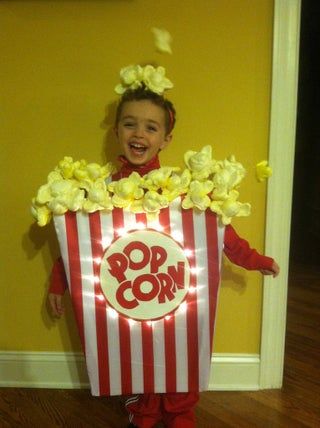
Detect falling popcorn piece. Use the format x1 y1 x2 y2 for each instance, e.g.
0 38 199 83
151 27 172 54
255 160 273 182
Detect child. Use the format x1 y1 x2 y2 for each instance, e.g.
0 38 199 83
49 82 279 428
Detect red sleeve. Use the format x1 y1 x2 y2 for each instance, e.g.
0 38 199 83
49 257 68 295
223 224 274 271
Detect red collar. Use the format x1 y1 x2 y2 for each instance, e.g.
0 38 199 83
115 155 161 178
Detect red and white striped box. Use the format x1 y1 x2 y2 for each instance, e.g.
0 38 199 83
53 198 224 396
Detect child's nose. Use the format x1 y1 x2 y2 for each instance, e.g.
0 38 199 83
134 124 144 138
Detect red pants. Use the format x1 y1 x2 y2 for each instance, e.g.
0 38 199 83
125 392 199 428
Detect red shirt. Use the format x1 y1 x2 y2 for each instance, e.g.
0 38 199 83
49 156 274 294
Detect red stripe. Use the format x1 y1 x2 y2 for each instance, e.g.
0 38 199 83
65 212 85 350
89 212 110 395
159 207 177 392
181 208 199 391
112 208 132 394
205 212 220 351
135 213 155 393
135 212 147 226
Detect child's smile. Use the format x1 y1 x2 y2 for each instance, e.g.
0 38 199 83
116 100 172 166
129 141 147 155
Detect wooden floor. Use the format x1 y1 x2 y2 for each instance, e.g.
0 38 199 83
1 263 319 427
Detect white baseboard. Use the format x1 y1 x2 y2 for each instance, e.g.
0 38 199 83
0 351 260 391
209 354 260 391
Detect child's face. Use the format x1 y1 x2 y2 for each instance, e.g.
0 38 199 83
115 100 172 166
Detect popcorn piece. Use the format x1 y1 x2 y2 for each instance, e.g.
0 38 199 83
143 190 169 213
256 160 272 182
115 65 143 95
108 172 144 209
211 156 246 200
143 167 180 191
151 27 173 54
184 145 216 180
31 200 52 227
182 180 214 211
210 190 251 225
83 178 113 212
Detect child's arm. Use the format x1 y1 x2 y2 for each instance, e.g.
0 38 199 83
223 225 279 277
48 257 68 318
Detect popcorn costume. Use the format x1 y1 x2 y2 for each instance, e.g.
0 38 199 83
32 62 275 428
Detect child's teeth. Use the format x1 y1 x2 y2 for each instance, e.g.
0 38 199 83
131 143 146 150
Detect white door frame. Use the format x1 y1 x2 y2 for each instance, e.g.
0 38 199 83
260 0 301 388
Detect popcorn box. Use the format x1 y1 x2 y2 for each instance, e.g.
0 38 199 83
53 199 224 396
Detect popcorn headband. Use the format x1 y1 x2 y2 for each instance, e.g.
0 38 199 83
114 64 173 96
115 64 175 132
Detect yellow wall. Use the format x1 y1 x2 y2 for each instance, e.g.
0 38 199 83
0 0 273 353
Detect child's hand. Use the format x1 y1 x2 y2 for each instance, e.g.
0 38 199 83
48 293 65 318
260 261 280 278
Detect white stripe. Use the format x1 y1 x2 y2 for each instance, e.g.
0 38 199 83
106 312 122 395
193 210 211 390
152 319 166 392
76 212 99 395
217 223 225 267
100 212 122 395
124 209 140 232
170 200 188 392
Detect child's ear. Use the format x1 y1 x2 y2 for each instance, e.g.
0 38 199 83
113 126 119 139
161 133 172 150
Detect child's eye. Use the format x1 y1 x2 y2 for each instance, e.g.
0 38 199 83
124 122 134 128
147 125 157 132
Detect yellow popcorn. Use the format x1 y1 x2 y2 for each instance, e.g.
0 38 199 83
31 200 52 227
143 190 169 213
74 160 114 182
162 169 192 201
35 184 52 205
49 179 77 197
49 189 83 214
108 172 144 209
184 145 216 180
211 156 246 201
256 160 272 182
151 27 172 54
31 146 259 226
47 197 69 215
83 179 113 212
143 167 180 191
210 190 251 225
58 156 76 179
65 188 86 212
182 180 214 211
47 170 63 183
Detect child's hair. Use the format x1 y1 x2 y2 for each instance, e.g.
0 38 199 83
115 86 176 135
